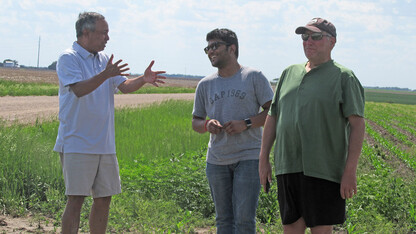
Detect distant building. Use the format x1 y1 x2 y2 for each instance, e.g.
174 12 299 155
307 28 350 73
3 59 19 68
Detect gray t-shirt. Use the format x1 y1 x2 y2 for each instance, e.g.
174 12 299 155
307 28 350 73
193 66 274 165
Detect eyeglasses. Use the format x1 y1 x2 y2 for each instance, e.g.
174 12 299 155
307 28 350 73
301 33 332 41
204 41 230 54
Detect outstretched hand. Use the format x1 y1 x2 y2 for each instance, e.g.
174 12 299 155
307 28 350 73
143 60 166 87
104 54 130 78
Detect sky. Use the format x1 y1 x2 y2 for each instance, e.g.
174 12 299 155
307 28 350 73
1 0 416 90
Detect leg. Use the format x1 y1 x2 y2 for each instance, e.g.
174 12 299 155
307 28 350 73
233 160 261 234
206 163 234 234
62 195 85 234
283 217 307 234
310 225 333 234
89 196 112 234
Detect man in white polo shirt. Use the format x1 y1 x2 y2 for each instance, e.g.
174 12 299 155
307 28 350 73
54 11 165 233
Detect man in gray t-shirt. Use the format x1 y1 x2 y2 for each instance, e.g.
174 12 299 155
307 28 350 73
192 28 274 234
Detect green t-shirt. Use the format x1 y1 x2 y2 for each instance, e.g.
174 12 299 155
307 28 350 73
269 60 365 183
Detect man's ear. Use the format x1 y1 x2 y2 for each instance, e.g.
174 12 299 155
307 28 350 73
82 28 90 37
228 44 237 56
330 37 336 49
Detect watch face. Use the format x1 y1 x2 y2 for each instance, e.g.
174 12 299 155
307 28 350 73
245 118 252 126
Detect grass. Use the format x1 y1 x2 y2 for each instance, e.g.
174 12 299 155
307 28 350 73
0 80 59 96
129 85 195 94
0 80 195 96
365 89 416 105
0 97 415 232
3 79 416 106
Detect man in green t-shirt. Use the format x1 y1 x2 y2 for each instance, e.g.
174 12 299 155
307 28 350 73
259 18 365 233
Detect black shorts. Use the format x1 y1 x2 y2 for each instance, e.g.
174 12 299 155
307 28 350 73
276 172 346 227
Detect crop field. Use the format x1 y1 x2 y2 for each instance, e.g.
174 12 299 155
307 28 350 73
0 68 415 233
365 89 416 105
0 67 200 88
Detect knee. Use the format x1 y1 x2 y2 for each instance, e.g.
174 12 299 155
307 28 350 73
234 206 256 225
67 196 85 206
65 196 86 213
283 217 307 233
93 196 112 206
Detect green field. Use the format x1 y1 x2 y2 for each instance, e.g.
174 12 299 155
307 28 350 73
0 79 195 96
0 98 415 233
1 79 416 106
365 89 416 105
0 79 59 96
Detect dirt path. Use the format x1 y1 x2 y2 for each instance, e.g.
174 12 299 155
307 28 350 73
0 214 61 234
0 214 213 233
0 93 195 125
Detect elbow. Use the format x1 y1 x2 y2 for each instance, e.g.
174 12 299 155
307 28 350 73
192 119 205 134
118 88 129 94
69 84 85 98
73 91 84 98
191 122 200 133
70 88 84 98
117 83 133 94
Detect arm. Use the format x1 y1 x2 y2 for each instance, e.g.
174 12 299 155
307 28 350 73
223 100 272 135
192 115 223 134
340 115 365 199
259 114 277 192
70 54 130 97
118 60 166 93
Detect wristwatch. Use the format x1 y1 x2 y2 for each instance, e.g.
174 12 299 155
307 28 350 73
244 118 252 130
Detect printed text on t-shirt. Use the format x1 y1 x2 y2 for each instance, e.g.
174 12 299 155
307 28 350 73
209 89 247 104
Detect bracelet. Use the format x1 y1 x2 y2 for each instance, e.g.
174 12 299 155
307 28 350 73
204 120 209 132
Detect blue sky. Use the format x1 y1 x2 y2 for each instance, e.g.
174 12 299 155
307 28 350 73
1 0 416 90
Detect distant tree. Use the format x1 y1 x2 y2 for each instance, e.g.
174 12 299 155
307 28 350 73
270 77 280 85
48 61 57 70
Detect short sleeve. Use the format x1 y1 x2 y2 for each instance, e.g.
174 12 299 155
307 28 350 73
56 53 84 87
192 81 207 118
254 71 274 106
341 71 365 118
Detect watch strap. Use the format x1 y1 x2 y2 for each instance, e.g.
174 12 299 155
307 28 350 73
244 118 252 130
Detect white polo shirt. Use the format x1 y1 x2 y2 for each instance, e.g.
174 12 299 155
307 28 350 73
54 42 127 154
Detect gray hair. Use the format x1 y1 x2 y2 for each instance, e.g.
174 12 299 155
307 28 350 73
75 12 105 38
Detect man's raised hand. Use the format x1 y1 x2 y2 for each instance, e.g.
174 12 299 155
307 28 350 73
104 54 130 78
143 60 166 87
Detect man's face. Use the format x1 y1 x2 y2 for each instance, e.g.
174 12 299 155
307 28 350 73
205 40 231 69
302 30 335 62
85 19 109 53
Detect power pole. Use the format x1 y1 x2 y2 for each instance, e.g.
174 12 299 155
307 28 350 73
37 36 41 68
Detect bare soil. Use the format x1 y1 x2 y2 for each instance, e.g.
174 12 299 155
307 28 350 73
0 93 195 125
0 214 61 234
0 214 214 234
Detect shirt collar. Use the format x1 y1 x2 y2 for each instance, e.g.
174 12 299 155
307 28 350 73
73 41 95 59
305 59 334 71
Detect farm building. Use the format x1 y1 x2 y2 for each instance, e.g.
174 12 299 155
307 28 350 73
3 59 19 68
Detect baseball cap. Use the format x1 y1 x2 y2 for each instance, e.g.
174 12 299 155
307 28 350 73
295 18 337 37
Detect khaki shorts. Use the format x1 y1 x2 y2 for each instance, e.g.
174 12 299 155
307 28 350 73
60 153 122 198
